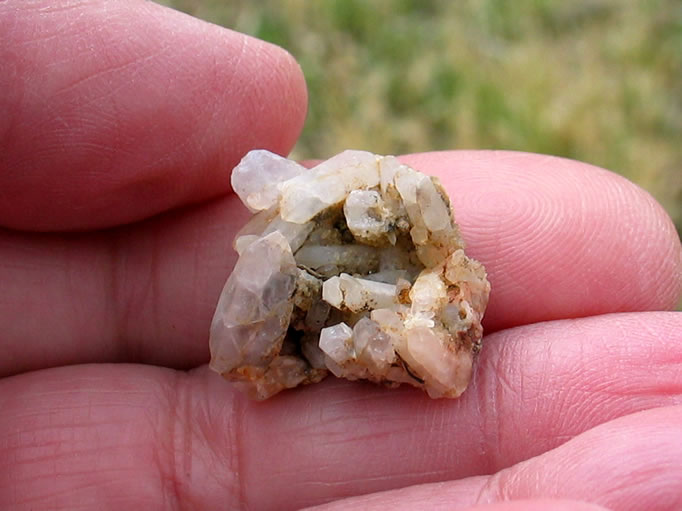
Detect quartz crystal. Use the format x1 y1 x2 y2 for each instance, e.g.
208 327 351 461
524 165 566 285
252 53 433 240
210 150 491 399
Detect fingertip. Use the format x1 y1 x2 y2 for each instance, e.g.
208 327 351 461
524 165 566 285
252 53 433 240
203 28 308 160
256 42 309 155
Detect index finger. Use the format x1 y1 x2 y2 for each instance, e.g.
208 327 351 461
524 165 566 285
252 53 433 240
0 0 307 231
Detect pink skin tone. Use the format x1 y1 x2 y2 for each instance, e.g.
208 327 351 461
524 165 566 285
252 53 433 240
1 1 681 510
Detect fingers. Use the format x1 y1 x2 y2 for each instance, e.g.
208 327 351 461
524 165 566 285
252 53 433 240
0 0 307 231
400 151 682 330
1 313 681 510
303 405 682 511
1 151 680 375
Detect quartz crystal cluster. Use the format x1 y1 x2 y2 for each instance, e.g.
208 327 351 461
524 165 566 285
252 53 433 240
209 150 490 399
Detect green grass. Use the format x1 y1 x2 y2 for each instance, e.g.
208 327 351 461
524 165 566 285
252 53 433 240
160 0 682 236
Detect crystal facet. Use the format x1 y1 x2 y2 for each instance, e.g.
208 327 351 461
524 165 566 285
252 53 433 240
210 150 491 399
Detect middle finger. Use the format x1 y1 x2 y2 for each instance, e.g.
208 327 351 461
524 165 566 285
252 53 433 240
2 151 680 376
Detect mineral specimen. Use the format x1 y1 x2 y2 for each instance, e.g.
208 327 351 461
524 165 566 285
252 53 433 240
209 150 490 399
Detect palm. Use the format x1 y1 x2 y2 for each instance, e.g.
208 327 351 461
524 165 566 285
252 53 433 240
1 2 681 511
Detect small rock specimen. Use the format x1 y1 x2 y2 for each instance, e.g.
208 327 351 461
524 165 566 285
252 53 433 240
210 150 491 399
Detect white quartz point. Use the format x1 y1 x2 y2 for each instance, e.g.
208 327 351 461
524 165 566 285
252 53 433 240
378 155 402 193
417 176 450 231
294 244 379 275
262 217 314 253
319 322 354 367
395 166 451 231
279 150 380 224
233 206 278 241
344 189 395 245
403 327 473 398
231 150 305 213
322 273 397 312
393 166 462 266
209 231 298 374
234 234 260 255
352 318 396 369
234 215 314 255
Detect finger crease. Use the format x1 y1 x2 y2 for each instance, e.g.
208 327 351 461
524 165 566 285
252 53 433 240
107 232 129 360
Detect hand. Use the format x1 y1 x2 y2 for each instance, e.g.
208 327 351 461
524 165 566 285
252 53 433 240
1 2 681 511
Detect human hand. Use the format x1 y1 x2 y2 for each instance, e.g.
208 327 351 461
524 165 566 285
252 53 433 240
1 2 681 510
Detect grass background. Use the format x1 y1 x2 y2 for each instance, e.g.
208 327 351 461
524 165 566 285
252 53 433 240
160 0 681 237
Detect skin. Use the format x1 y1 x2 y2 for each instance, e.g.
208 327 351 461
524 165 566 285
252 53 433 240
0 1 681 510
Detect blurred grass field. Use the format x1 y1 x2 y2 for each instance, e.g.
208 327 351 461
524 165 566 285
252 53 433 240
161 0 681 236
